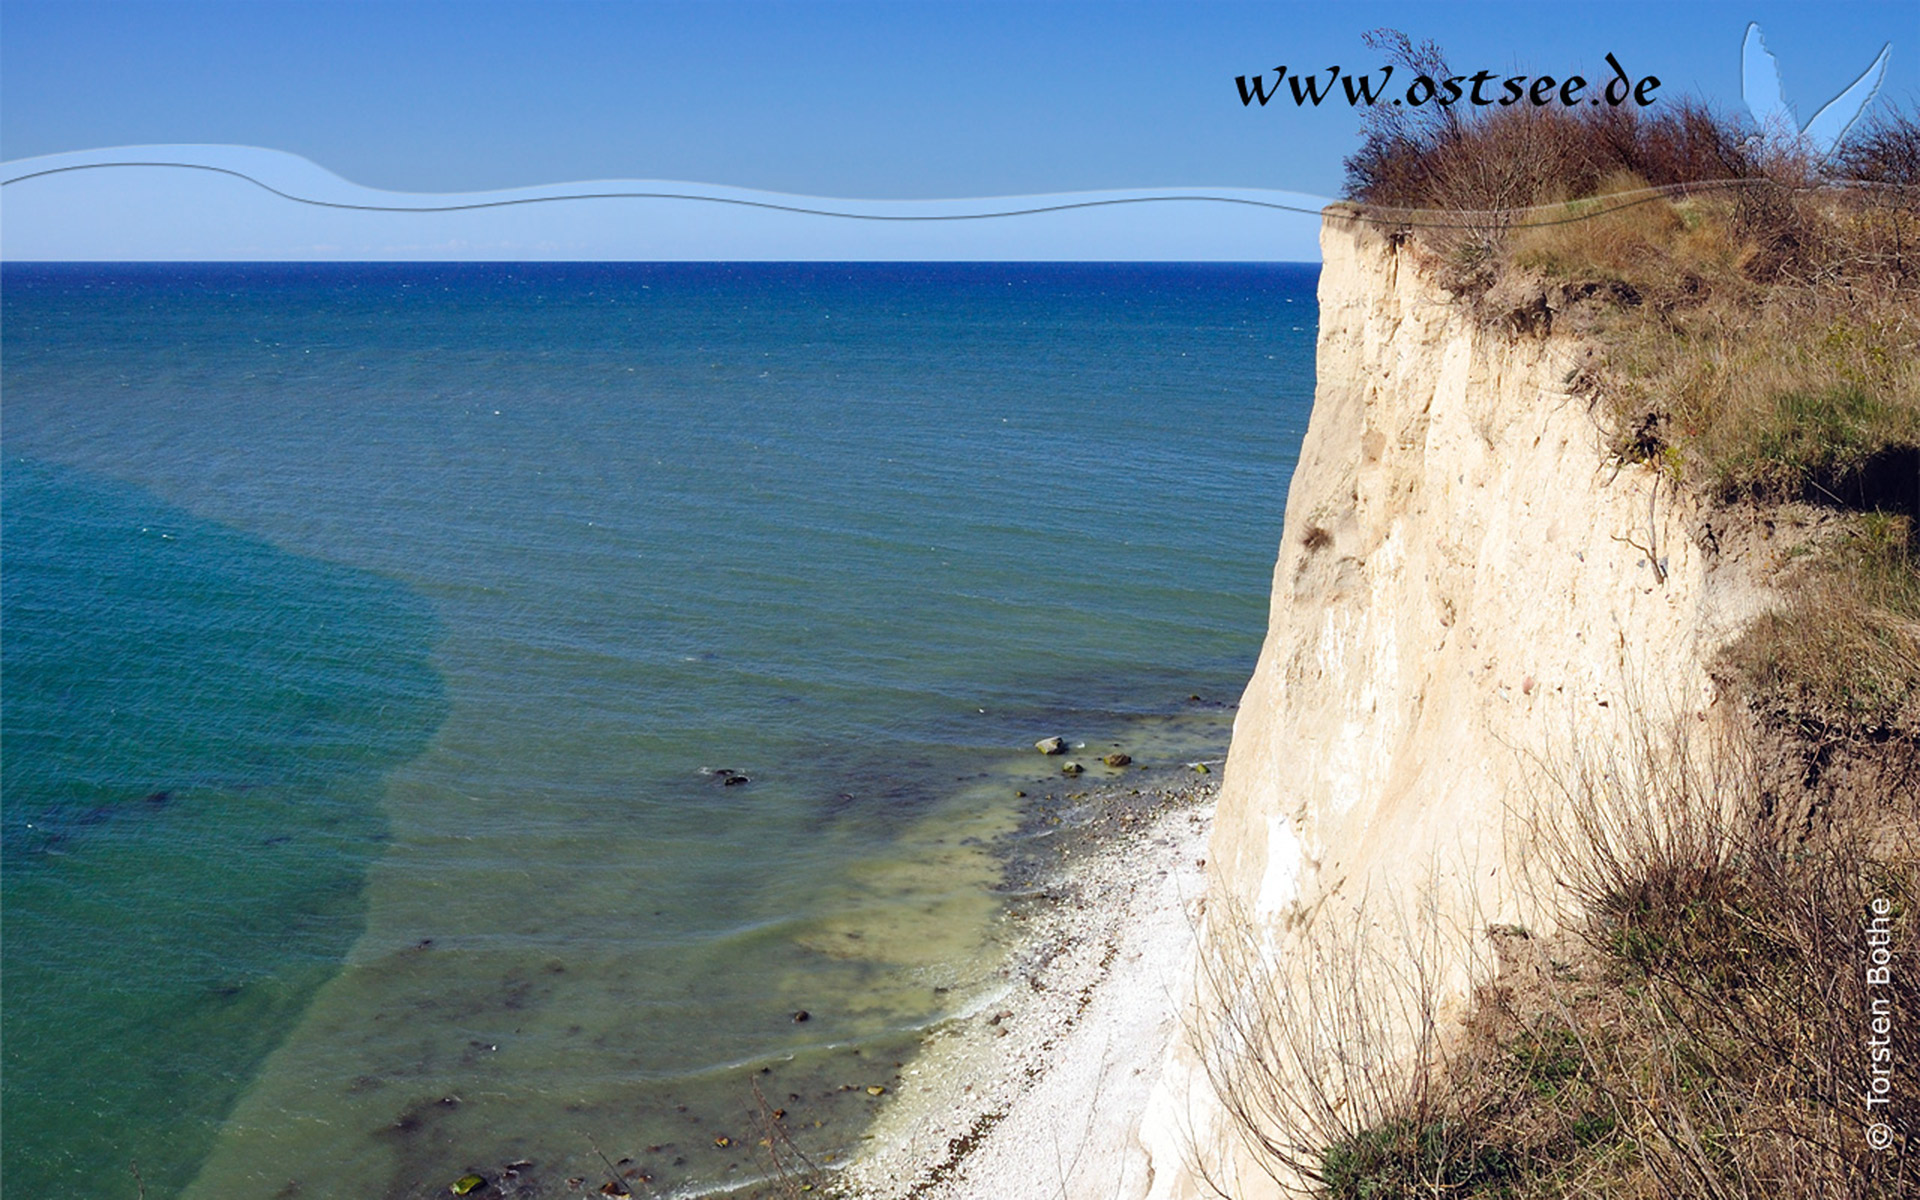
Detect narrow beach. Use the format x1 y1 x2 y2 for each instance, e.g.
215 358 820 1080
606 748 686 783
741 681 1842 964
841 770 1216 1200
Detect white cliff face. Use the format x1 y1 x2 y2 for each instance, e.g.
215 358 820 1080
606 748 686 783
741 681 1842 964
1134 215 1767 1198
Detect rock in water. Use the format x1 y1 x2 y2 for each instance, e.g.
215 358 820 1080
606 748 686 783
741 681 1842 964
1061 761 1085 777
1102 753 1132 767
1035 736 1067 755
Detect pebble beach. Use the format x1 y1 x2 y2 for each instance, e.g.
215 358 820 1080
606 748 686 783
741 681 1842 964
842 770 1217 1200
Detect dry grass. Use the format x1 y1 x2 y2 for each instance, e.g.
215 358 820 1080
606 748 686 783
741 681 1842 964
1501 174 1920 735
1186 888 1500 1197
1193 713 1920 1198
1341 37 1919 531
1496 175 1919 512
1724 513 1920 732
1598 275 1920 504
1346 85 1920 737
1514 714 1920 1199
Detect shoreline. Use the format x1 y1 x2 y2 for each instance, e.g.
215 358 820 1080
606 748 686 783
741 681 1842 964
836 769 1215 1200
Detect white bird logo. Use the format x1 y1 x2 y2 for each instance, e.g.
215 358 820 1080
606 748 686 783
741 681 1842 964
1742 22 1891 161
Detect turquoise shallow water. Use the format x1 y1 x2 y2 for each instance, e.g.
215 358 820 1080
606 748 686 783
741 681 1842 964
1 262 1316 1198
2 461 447 1198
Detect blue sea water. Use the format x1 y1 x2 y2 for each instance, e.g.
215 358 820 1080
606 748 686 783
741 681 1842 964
1 262 1317 1198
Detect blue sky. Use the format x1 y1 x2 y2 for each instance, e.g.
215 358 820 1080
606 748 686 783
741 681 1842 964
2 0 1913 259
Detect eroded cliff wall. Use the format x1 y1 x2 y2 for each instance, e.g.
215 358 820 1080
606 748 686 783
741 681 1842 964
1136 214 1768 1198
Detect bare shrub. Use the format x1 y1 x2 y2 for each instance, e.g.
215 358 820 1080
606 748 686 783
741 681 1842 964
1837 108 1920 187
1186 884 1510 1197
1517 711 1920 1199
1189 704 1919 1199
1514 702 1750 930
1341 30 1463 209
1347 95 1761 216
1834 107 1920 282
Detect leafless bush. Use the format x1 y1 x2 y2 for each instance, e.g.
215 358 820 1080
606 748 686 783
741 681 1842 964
1837 107 1920 187
1832 107 1920 282
1188 704 1918 1199
1348 96 1762 217
1517 711 1920 1199
1186 882 1510 1197
1340 30 1463 210
1514 703 1752 928
1341 43 1920 290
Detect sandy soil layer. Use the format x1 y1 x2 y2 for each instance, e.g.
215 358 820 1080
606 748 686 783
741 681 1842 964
838 775 1215 1200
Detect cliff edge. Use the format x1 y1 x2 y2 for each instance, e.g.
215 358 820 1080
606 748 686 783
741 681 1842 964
1135 212 1774 1198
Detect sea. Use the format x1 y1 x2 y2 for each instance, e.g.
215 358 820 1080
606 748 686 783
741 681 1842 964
1 261 1317 1199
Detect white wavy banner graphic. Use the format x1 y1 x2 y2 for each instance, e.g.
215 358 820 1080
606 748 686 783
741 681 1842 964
1 145 1332 260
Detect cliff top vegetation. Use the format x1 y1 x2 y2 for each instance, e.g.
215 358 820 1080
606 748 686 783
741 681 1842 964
1203 32 1920 1200
1339 32 1919 739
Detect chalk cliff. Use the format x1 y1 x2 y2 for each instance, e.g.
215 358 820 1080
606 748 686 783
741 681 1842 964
1134 212 1771 1197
